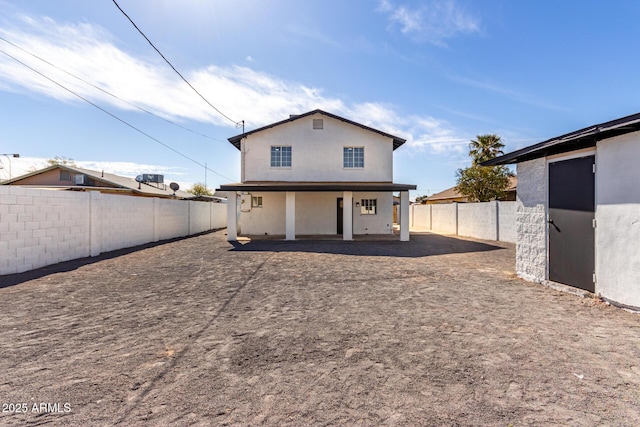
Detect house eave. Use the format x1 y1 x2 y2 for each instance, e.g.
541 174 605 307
217 181 417 192
227 109 407 151
483 112 640 166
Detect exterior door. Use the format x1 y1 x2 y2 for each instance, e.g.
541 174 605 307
337 198 343 234
548 155 595 292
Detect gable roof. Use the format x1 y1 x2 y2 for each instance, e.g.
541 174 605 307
3 164 193 198
426 176 517 202
227 109 407 150
483 112 640 166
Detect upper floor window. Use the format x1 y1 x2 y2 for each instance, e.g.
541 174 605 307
343 147 364 168
271 146 291 167
60 170 71 181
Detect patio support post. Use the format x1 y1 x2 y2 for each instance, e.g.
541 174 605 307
227 191 238 241
286 191 296 240
343 191 353 241
400 190 410 241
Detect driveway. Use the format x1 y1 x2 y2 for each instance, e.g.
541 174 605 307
1 230 639 426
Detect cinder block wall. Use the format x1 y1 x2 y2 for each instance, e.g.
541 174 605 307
431 204 458 234
411 204 431 230
0 187 91 274
0 187 226 275
458 202 497 241
515 158 547 283
497 201 516 243
410 201 516 243
100 194 155 253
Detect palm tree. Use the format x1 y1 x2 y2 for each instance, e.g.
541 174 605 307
468 134 505 165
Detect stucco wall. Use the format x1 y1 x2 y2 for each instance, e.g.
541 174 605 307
238 192 286 235
595 133 640 307
516 158 547 283
0 187 226 275
238 191 393 236
242 113 393 182
352 192 393 235
294 192 340 234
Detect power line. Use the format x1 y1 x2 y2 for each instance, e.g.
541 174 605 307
111 0 241 127
0 47 235 183
0 35 226 143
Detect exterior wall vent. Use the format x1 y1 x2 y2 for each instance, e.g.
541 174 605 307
313 119 324 129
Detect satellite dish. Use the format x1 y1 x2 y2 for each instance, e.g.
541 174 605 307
135 175 143 183
169 182 179 191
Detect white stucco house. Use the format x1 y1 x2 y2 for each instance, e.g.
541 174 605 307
218 109 417 241
483 112 640 310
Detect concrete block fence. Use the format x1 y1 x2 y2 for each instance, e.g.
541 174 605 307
0 187 226 275
410 201 516 243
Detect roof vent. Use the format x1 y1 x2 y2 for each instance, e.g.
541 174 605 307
289 114 300 119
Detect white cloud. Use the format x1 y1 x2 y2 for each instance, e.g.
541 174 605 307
0 14 469 158
0 156 186 181
376 0 480 46
449 74 567 111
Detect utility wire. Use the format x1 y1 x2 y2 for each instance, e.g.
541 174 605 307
0 36 226 143
0 47 235 182
111 0 241 127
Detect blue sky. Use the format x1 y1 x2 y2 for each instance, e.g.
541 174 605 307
1 0 639 196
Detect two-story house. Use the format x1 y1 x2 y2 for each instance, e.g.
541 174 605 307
218 109 416 241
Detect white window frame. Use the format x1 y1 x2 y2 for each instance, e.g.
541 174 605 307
251 196 263 208
360 198 377 215
271 146 292 168
344 147 364 168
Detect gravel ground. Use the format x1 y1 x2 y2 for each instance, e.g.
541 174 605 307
0 229 639 426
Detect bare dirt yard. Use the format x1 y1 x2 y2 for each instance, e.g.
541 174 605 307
1 230 639 426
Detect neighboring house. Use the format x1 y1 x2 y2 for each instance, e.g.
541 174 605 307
424 176 517 204
218 109 417 241
484 112 640 309
2 164 201 200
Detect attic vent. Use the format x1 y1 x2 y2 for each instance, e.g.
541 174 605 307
313 119 324 129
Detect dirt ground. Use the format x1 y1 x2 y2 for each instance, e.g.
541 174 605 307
1 230 639 426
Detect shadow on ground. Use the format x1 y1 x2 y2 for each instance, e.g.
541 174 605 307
229 232 507 258
0 230 220 289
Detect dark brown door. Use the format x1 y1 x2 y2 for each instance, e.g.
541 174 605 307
337 198 343 234
548 155 595 292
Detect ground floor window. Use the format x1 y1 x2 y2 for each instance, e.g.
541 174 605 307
252 196 263 208
360 199 377 215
